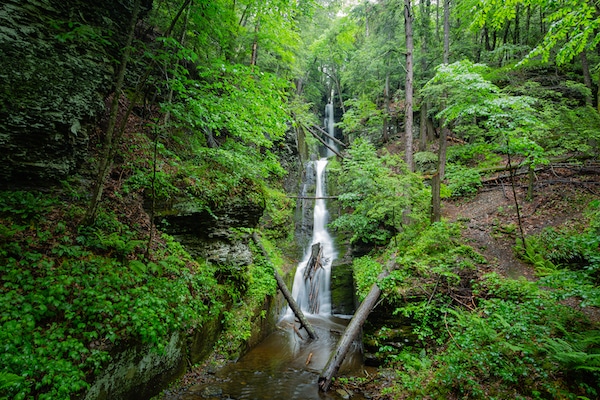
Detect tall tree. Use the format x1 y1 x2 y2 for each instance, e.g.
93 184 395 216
404 0 414 171
430 0 449 223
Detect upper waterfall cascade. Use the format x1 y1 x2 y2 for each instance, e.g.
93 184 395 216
324 103 336 157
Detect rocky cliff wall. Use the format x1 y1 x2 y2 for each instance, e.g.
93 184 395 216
0 0 150 187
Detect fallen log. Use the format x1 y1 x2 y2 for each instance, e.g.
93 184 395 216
309 124 348 148
305 126 345 158
318 270 390 392
304 243 324 314
251 232 318 340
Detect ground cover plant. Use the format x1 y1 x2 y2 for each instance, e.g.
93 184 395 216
0 184 284 399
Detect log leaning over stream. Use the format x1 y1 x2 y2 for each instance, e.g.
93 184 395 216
304 126 344 159
318 270 390 392
309 124 348 148
251 232 318 340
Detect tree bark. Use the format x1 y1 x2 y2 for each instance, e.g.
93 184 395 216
318 270 390 392
304 243 324 314
431 0 450 223
419 103 427 151
431 172 441 222
250 17 260 67
383 71 390 143
443 0 450 64
251 233 318 340
309 124 347 148
580 51 594 107
404 0 414 172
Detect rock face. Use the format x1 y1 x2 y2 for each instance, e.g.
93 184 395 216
155 199 264 267
0 0 149 187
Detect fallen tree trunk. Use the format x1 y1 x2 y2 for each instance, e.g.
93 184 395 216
305 126 344 158
304 243 323 314
251 232 318 340
309 124 347 148
318 270 390 392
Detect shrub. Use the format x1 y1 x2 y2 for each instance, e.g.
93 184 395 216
445 163 482 198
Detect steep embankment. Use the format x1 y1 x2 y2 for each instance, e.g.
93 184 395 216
0 1 302 399
0 0 152 187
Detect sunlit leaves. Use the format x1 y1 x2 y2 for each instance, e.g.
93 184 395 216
465 0 600 66
167 62 290 149
422 60 537 131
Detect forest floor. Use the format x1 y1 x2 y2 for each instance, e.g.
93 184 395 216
444 165 598 281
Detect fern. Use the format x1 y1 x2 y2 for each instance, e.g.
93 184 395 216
545 331 600 372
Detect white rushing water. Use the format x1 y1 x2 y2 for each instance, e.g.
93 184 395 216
290 158 337 316
324 103 335 157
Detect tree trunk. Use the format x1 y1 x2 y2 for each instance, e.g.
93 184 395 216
83 0 141 225
443 0 450 63
513 4 520 44
383 71 390 143
306 127 344 158
431 0 450 223
404 0 414 172
250 17 260 67
318 270 390 392
251 233 318 340
309 124 347 148
526 5 531 46
580 51 593 107
419 103 427 151
304 243 323 314
431 172 441 222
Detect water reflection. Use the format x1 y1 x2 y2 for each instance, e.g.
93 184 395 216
182 315 364 400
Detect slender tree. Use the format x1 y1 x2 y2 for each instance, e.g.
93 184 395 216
431 0 450 223
404 0 414 171
83 0 141 225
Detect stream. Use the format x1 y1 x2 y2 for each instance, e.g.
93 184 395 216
178 158 366 399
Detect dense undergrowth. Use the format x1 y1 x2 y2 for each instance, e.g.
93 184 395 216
331 138 600 398
344 207 600 399
0 176 285 399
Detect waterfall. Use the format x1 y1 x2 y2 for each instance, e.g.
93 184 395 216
291 158 337 316
324 103 336 157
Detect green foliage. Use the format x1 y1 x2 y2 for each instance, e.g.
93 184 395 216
337 95 384 142
447 142 502 169
0 191 57 222
422 60 552 167
215 237 278 358
260 186 294 241
0 191 221 399
533 103 600 158
545 330 600 374
352 256 383 301
515 201 600 307
383 270 592 399
413 151 438 173
375 222 486 341
168 61 290 149
329 138 429 245
445 164 482 198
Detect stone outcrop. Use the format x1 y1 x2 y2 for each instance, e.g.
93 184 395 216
154 198 264 267
0 0 150 187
